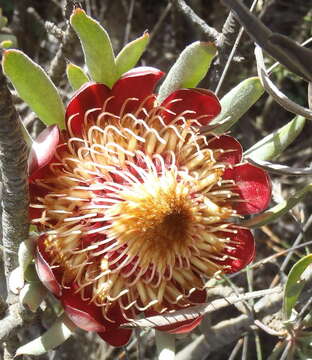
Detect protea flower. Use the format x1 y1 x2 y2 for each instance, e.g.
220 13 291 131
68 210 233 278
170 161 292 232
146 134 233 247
29 67 271 346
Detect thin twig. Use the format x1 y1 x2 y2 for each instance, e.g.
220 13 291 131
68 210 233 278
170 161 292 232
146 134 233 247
241 335 248 360
172 0 220 42
229 338 243 360
123 0 135 46
176 272 312 360
149 3 173 43
215 0 258 96
122 288 280 329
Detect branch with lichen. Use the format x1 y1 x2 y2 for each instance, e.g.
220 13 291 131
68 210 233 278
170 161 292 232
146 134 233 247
0 59 29 284
0 57 29 360
48 20 78 86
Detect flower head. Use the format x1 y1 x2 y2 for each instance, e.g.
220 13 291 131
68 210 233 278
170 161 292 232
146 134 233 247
29 67 271 346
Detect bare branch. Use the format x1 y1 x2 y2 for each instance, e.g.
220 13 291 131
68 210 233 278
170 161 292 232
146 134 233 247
222 0 312 82
172 0 220 42
48 20 78 86
0 303 24 344
0 61 29 284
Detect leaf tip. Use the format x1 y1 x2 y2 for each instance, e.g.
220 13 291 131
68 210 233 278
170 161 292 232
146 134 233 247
70 7 87 25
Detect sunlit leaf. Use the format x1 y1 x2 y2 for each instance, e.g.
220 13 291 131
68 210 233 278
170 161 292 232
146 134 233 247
116 32 149 76
283 254 312 320
15 314 77 356
245 116 306 160
70 8 117 87
66 63 89 91
8 266 24 295
18 238 35 273
2 50 65 128
19 282 47 312
243 183 312 228
0 40 12 48
210 77 264 133
158 41 217 103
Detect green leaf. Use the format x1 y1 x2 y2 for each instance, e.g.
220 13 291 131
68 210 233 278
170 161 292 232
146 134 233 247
116 31 149 76
0 40 12 49
15 314 77 356
283 254 312 320
157 41 217 103
245 116 306 161
24 263 40 282
210 77 264 133
243 183 312 228
2 50 65 128
19 282 47 312
66 63 89 91
70 8 117 87
0 34 17 47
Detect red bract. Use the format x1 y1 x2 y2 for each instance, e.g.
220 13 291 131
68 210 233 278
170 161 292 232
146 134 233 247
29 67 271 346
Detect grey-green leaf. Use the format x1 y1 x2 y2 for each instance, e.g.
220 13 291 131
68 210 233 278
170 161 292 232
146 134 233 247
210 77 264 133
15 314 77 356
70 8 117 88
157 41 217 103
19 282 47 312
283 254 312 320
116 32 149 76
2 50 65 128
66 63 89 91
244 116 306 161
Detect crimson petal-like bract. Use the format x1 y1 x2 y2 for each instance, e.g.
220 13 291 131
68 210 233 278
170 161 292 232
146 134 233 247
29 66 271 346
223 163 271 215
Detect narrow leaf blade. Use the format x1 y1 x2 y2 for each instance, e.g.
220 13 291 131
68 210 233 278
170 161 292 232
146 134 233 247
116 32 149 76
157 41 217 103
66 63 89 91
210 77 264 133
244 116 306 161
15 314 77 356
2 50 65 128
70 8 117 87
283 254 312 320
